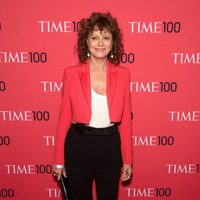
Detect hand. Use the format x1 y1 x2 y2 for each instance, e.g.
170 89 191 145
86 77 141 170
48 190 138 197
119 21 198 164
53 167 67 181
121 164 132 181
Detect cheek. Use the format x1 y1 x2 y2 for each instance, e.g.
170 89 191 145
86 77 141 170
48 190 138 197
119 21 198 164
106 43 113 50
105 41 113 48
88 41 97 49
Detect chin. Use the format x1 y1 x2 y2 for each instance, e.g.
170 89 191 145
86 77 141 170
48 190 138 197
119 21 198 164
92 53 109 59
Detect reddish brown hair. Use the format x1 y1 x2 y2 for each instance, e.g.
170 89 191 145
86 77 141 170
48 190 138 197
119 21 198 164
77 12 124 65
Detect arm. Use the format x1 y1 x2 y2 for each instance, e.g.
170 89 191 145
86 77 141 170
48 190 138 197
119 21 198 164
118 69 133 165
118 69 133 181
54 68 72 166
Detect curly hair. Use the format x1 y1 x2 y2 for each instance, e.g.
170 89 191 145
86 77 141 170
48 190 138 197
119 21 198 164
77 12 124 65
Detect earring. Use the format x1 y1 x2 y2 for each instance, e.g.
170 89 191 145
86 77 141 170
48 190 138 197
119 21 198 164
87 52 90 57
110 49 114 58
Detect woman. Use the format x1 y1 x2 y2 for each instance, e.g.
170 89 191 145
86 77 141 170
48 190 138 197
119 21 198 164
54 12 132 200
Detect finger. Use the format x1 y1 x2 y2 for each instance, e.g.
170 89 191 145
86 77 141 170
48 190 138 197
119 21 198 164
63 169 67 178
53 172 61 181
121 169 131 181
121 169 127 180
121 175 129 181
57 173 61 181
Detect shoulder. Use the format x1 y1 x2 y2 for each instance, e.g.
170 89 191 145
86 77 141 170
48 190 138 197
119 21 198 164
114 65 131 77
64 64 82 73
64 64 82 72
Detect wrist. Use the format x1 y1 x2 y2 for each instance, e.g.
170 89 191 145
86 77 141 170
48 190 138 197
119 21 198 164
54 164 64 169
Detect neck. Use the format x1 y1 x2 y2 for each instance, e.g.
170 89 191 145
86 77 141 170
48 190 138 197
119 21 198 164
89 57 107 71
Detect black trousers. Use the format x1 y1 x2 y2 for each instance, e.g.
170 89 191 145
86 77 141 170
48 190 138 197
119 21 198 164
64 123 123 200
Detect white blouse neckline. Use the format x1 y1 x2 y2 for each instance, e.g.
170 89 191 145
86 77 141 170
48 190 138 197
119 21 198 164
91 87 106 96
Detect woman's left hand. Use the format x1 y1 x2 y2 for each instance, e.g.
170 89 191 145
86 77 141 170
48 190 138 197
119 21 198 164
121 164 132 181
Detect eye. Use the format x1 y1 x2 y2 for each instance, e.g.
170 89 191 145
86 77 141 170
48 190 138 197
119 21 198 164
91 36 98 40
104 36 111 40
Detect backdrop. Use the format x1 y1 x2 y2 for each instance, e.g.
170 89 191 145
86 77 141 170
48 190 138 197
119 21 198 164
1 0 200 199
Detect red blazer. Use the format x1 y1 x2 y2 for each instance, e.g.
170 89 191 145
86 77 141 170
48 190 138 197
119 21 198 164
54 61 132 165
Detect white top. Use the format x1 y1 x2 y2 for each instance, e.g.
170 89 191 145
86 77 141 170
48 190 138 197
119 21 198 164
88 87 114 128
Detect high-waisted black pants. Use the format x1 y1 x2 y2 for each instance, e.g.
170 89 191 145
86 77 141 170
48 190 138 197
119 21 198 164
64 123 123 200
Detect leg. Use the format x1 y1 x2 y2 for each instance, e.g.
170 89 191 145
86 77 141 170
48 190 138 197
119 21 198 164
94 132 122 200
64 126 95 200
66 160 93 200
95 161 122 200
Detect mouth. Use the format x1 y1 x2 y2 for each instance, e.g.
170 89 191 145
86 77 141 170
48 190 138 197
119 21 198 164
95 48 106 52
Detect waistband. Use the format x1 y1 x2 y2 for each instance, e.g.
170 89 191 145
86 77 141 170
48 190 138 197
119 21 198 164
70 122 120 136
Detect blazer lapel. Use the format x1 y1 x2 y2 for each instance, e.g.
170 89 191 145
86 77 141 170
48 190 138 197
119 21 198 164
78 62 91 109
78 61 118 111
107 62 118 110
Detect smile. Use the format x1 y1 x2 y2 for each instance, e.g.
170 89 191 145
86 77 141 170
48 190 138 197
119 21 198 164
95 48 106 52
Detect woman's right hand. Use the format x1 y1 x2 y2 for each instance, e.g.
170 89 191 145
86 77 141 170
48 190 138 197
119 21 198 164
53 167 67 181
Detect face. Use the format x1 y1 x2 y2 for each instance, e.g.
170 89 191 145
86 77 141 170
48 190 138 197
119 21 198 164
87 27 113 60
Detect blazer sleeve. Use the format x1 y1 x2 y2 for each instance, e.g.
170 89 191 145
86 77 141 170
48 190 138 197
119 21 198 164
54 68 72 165
118 69 133 165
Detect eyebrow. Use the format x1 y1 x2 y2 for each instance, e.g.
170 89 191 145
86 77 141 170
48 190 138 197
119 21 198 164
90 32 112 36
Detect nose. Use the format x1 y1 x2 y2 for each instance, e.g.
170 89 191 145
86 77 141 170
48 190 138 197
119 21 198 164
98 37 103 46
